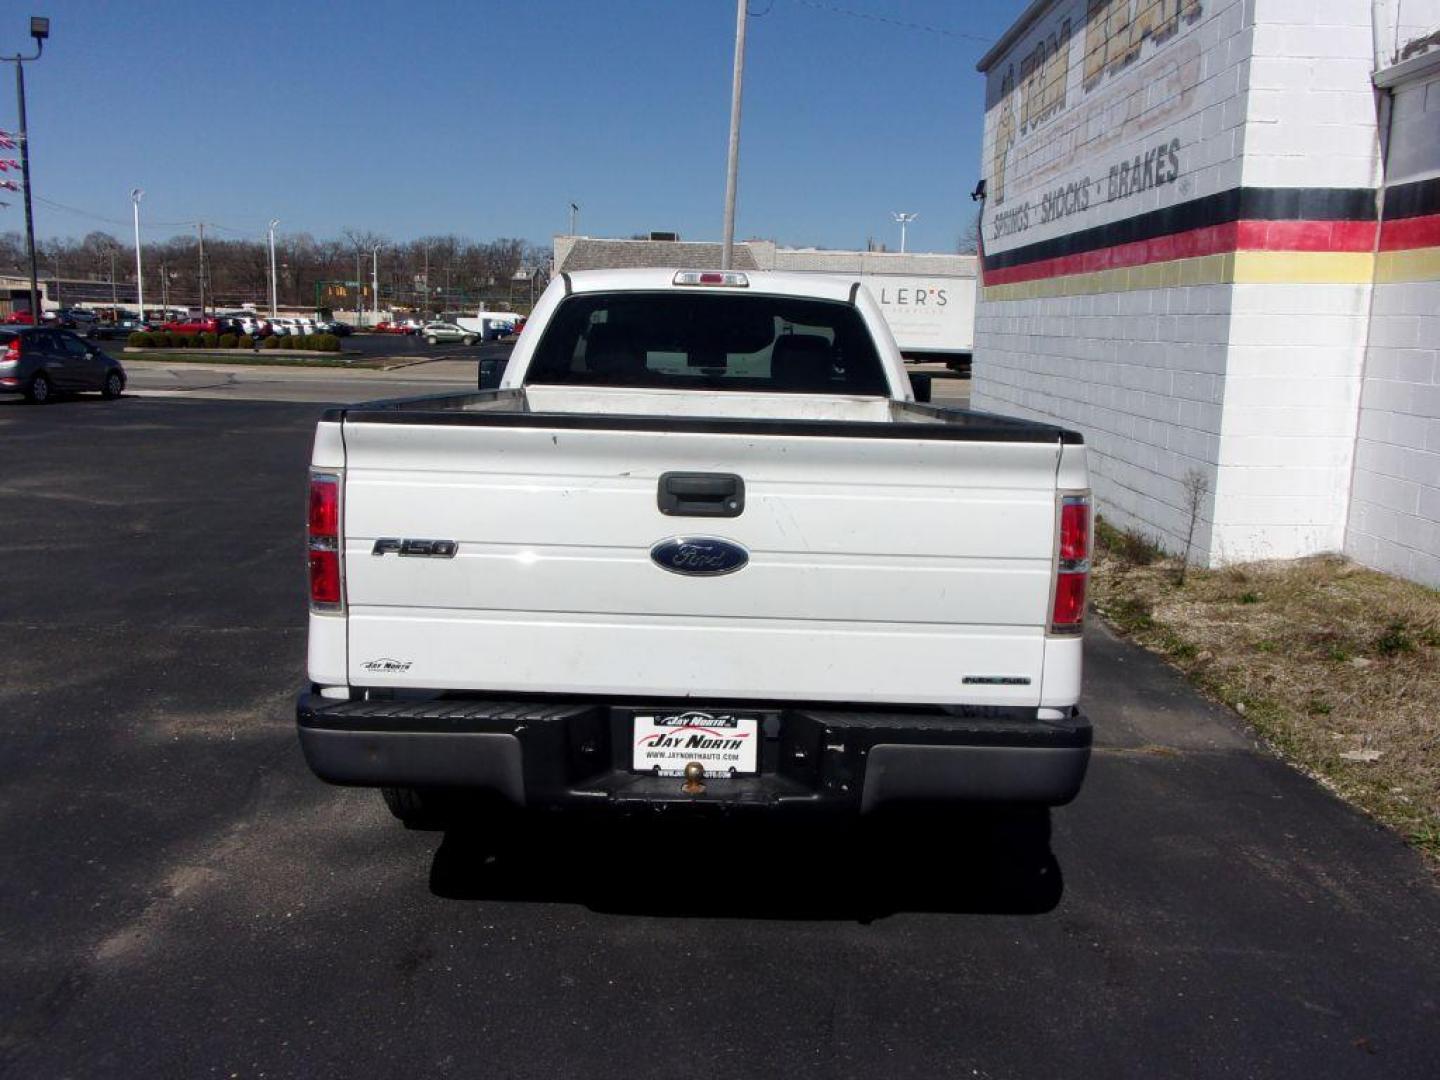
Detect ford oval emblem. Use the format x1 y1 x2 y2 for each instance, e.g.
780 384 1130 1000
650 536 749 577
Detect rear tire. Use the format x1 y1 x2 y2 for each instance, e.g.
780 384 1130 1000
381 787 453 830
101 369 124 399
26 372 53 403
463 336 477 346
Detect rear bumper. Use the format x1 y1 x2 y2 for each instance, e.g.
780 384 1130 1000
296 694 1091 813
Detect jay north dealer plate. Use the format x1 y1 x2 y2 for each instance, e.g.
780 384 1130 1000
632 710 761 777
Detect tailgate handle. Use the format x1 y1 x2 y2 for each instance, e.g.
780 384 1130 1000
658 472 745 517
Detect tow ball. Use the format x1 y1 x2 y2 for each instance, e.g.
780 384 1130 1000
682 761 706 795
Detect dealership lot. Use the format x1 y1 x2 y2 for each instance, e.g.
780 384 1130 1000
1 394 1437 1078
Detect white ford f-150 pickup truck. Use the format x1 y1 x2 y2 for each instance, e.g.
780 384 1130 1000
297 268 1091 825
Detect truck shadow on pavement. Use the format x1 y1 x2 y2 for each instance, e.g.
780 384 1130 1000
427 805 1062 920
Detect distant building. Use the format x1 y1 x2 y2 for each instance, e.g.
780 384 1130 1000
973 0 1440 586
0 273 47 317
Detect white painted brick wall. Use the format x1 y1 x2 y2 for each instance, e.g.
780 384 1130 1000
1244 0 1382 189
976 0 1254 558
974 281 1235 553
1346 285 1440 584
1343 66 1440 587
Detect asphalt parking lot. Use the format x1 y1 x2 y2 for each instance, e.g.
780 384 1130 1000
2 393 1438 1078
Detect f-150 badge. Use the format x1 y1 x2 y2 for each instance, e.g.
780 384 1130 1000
371 538 457 558
650 536 748 576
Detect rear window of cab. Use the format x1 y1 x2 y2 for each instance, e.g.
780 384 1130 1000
526 291 889 395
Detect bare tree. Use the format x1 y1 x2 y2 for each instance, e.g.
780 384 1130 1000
1176 468 1212 586
957 211 981 255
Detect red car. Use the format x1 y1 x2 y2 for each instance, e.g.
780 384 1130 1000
372 321 414 335
161 316 222 335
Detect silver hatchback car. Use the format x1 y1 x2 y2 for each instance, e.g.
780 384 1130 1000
0 326 127 403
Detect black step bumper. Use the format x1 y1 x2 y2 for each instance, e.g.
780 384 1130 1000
296 694 1091 813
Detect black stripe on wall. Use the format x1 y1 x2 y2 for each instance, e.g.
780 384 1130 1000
1383 176 1440 221
984 187 1377 273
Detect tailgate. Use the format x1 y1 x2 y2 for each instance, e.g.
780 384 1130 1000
339 419 1062 706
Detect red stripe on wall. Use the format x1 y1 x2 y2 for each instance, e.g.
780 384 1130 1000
1379 212 1440 251
982 219 1379 287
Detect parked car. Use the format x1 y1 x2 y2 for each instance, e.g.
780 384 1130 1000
420 321 479 346
0 326 126 402
161 316 223 335
87 317 151 340
296 268 1094 832
372 321 412 335
316 320 353 337
58 308 97 329
232 315 271 337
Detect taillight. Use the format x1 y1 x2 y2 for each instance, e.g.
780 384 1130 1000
1051 492 1090 634
2 339 19 363
308 471 343 611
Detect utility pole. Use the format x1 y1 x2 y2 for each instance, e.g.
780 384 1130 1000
109 244 117 305
422 243 430 315
719 0 747 270
267 219 279 317
159 259 167 312
196 222 207 316
4 17 50 322
131 188 144 318
355 250 362 322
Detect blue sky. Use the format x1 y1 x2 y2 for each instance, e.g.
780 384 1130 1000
7 0 1020 253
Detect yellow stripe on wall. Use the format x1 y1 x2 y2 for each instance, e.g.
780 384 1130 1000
1230 250 1375 284
1375 245 1440 284
982 249 1395 300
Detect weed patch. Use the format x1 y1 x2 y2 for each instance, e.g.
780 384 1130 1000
1091 530 1440 863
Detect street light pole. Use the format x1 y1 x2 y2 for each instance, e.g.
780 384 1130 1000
568 202 578 235
371 244 381 321
267 219 279 317
196 222 207 316
4 17 50 322
131 188 144 318
719 0 747 270
109 244 117 305
891 211 918 254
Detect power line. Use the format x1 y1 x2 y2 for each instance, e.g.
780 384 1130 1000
786 0 992 43
30 195 261 237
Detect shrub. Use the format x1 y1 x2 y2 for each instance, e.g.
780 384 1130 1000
202 332 219 348
1376 620 1415 657
290 334 308 350
262 334 282 349
218 333 237 349
313 333 340 352
127 331 149 347
237 334 254 349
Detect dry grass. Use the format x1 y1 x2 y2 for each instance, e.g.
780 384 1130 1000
1092 517 1440 860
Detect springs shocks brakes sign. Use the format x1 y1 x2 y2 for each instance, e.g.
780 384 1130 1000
632 711 760 777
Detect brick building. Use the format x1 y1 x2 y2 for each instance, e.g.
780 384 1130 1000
973 0 1440 586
